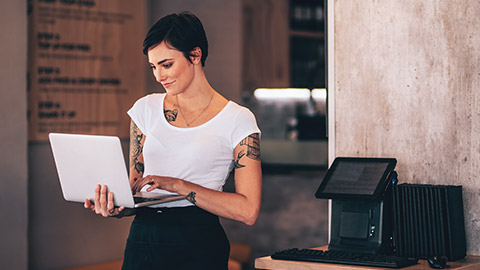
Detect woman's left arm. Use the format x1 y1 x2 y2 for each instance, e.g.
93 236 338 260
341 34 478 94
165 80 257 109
133 133 262 226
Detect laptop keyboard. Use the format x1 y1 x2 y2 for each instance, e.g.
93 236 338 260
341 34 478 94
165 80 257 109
133 196 162 203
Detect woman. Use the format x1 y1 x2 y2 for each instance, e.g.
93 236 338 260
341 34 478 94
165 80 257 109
84 11 262 269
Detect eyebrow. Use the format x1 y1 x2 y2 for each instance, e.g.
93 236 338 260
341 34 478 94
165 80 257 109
150 59 173 65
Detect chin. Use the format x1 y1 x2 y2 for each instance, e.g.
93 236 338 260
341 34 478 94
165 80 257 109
165 90 180 96
163 87 174 94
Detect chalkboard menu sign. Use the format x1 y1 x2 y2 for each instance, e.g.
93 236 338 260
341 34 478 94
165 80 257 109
27 0 146 141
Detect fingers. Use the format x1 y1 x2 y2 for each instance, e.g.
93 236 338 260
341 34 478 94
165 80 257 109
94 185 110 217
94 184 101 214
100 185 108 206
87 184 125 218
146 176 157 192
139 175 178 193
107 191 115 216
132 176 153 193
132 175 178 194
131 177 143 193
146 181 157 192
100 185 109 217
84 198 94 211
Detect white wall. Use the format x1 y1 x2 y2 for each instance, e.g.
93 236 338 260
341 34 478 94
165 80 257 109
0 1 28 269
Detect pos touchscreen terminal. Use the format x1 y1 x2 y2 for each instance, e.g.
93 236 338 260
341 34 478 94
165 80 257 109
316 157 398 254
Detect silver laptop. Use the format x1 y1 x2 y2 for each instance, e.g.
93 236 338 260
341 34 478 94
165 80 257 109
49 133 186 208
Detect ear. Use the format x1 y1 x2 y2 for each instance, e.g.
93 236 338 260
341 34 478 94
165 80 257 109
190 47 202 65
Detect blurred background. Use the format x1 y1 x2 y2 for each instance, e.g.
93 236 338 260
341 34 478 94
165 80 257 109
8 0 478 269
6 0 330 269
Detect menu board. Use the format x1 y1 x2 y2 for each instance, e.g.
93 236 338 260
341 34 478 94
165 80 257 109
27 0 146 141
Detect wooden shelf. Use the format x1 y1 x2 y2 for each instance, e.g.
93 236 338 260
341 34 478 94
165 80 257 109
256 246 480 270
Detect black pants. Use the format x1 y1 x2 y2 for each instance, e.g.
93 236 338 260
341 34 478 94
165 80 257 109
122 206 230 270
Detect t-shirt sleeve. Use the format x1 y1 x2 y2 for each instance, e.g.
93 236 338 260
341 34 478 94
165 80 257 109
127 96 149 135
231 107 261 149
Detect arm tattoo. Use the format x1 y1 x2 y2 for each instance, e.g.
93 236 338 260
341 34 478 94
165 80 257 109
186 191 197 205
130 123 144 174
164 109 178 122
240 133 261 160
234 150 246 169
234 133 261 169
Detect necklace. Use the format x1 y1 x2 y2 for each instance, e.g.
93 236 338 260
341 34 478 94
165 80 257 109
176 93 215 127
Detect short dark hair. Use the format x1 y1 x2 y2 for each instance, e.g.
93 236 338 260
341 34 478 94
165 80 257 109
143 11 209 66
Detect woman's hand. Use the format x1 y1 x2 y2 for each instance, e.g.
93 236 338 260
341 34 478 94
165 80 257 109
84 184 126 218
132 175 183 195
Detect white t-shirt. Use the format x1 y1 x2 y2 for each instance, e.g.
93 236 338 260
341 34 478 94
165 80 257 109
127 93 261 207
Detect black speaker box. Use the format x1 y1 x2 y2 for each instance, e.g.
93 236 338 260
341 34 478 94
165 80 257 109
392 184 466 261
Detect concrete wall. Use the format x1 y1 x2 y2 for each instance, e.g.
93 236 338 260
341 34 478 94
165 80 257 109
333 0 480 255
146 0 243 103
0 1 28 269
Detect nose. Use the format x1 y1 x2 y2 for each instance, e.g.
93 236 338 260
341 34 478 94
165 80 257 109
153 69 166 83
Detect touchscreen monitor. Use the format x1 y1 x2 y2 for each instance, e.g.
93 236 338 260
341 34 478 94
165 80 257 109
315 157 397 200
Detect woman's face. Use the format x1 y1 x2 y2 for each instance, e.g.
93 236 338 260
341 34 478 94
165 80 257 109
148 41 196 95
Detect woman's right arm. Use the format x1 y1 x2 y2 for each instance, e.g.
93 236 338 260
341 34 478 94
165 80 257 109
129 120 146 187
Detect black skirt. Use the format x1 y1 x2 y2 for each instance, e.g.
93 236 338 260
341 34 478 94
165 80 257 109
122 206 230 270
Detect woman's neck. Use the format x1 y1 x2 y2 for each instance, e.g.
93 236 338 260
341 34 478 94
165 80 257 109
176 75 216 111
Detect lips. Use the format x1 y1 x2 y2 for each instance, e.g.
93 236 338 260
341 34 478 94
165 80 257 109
162 81 175 88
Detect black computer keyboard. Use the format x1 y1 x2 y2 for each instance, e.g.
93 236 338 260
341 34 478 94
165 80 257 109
271 248 419 268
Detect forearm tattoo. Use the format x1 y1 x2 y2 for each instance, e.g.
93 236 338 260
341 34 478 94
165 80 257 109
234 133 260 169
164 109 178 122
130 123 144 174
186 191 197 205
